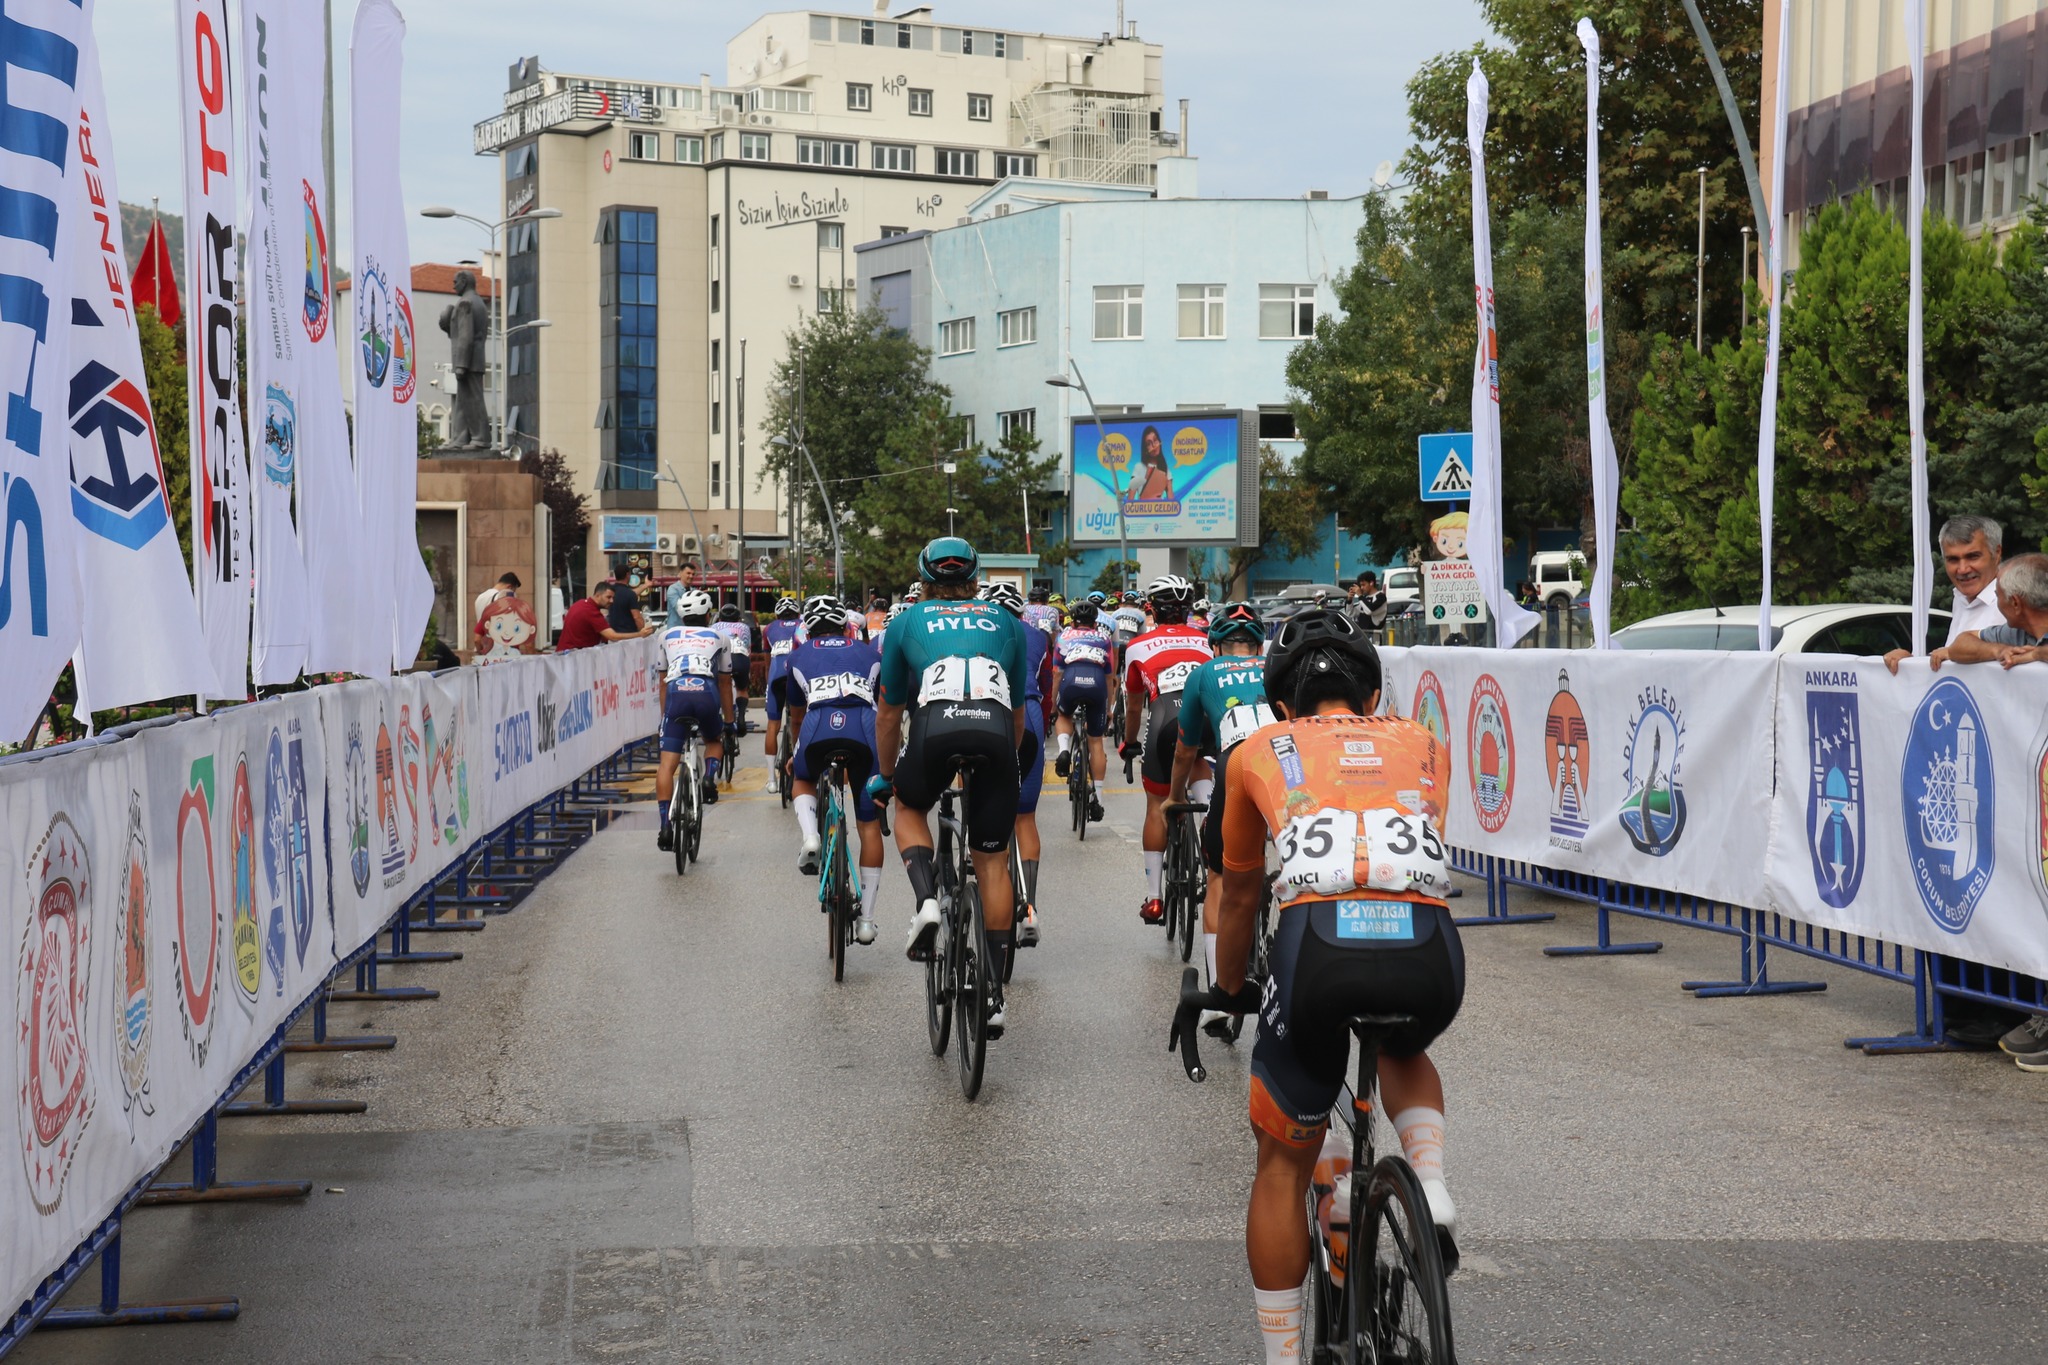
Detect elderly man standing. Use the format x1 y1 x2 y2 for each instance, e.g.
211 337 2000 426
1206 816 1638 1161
1885 515 2004 673
1935 553 2048 670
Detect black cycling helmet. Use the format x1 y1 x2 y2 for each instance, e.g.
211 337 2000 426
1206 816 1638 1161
1028 584 1050 602
984 581 1025 617
1070 599 1100 625
1208 600 1263 647
918 535 979 585
801 594 845 634
718 602 742 622
1264 608 1382 719
869 595 888 611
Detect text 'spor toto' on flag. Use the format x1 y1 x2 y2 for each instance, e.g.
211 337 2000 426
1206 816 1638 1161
68 23 220 714
241 0 316 685
351 0 435 674
179 0 253 700
0 0 91 742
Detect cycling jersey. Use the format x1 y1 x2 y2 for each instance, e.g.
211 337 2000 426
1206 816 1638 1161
1021 602 1060 636
1109 606 1146 640
1017 622 1054 816
788 635 884 822
763 618 803 720
879 598 1028 852
1053 624 1116 738
1175 655 1274 756
659 626 731 755
660 624 731 683
1054 624 1115 672
711 620 754 677
1123 625 1212 703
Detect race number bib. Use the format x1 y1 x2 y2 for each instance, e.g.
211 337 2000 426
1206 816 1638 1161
1274 806 1448 903
919 656 1011 709
806 671 876 706
1065 644 1109 668
1216 701 1278 750
1156 659 1200 696
770 639 795 658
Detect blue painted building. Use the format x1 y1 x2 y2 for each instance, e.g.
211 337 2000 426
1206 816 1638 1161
854 169 1379 598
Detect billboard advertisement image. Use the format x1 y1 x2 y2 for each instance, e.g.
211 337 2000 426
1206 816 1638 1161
1072 411 1246 545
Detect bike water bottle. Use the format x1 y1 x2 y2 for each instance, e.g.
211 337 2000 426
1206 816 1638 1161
1313 1128 1354 1288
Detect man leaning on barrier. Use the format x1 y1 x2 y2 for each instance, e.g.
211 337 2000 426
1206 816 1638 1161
1932 553 2048 671
1885 515 2005 673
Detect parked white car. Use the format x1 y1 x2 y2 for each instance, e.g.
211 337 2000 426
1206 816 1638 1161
1611 603 1950 656
1383 566 1422 612
1528 551 1583 609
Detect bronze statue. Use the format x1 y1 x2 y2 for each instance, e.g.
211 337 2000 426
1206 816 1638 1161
438 271 491 451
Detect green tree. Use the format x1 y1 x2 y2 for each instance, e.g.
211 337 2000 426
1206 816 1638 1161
519 446 592 580
137 304 194 567
1219 446 1325 593
1955 203 2048 549
1090 559 1140 596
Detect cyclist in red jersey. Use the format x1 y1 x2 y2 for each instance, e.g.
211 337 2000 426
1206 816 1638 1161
1118 574 1212 924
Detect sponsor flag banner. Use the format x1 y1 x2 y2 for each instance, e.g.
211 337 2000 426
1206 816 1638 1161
68 31 220 715
350 0 435 674
0 0 91 742
1904 0 1934 654
1756 0 1793 652
241 0 315 684
1576 20 1620 650
179 0 253 700
1463 64 1538 649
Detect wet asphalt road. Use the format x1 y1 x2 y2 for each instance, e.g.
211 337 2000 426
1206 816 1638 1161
21 747 2048 1364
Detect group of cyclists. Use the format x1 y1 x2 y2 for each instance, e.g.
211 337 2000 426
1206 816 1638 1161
651 536 1464 1364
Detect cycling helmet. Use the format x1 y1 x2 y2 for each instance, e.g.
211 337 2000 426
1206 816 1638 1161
1264 608 1382 719
886 601 911 623
1028 584 1050 603
918 535 979 585
1087 590 1108 604
1192 596 1213 615
1070 599 1100 626
1146 574 1197 623
717 602 742 622
774 595 800 617
904 583 924 602
1208 600 1263 647
801 594 845 634
869 595 889 611
985 582 1025 617
673 589 714 623
1120 590 1143 606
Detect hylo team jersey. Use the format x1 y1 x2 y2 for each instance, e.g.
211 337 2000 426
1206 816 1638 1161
1221 713 1453 914
1176 654 1275 754
1122 624 1213 702
877 598 1028 711
661 625 730 683
788 635 882 710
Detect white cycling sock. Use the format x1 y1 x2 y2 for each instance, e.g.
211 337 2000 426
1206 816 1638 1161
1189 777 1214 806
859 865 882 917
1056 732 1072 756
1253 1285 1304 1363
793 794 819 844
1392 1106 1446 1185
1144 850 1164 900
1204 932 1218 985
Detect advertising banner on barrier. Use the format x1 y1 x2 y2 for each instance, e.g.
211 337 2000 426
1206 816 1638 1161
474 640 660 836
1767 658 2048 981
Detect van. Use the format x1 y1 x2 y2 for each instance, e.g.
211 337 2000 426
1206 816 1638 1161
1528 551 1582 609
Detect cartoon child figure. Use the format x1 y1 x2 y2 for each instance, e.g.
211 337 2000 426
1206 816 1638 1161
1429 510 1470 561
476 595 538 662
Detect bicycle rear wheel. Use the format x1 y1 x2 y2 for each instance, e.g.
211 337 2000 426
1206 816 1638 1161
1177 823 1201 964
670 781 688 876
777 726 793 809
1362 1157 1455 1364
955 877 988 1101
827 801 852 982
685 760 704 864
926 810 959 1056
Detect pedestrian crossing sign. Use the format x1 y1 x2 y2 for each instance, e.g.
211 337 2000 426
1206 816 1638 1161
1418 433 1474 503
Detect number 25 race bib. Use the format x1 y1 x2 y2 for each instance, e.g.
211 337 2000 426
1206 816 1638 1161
1273 805 1449 903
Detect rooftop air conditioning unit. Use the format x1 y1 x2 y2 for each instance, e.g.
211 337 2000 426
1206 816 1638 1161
677 533 702 555
659 553 680 568
993 203 1011 216
655 533 679 554
718 106 739 124
747 112 774 125
788 273 803 287
843 276 856 287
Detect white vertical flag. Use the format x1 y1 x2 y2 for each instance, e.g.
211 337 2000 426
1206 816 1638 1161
1756 0 1792 652
179 0 253 699
68 23 220 714
0 0 90 740
1466 63 1538 649
351 0 434 673
1576 20 1620 650
1905 0 1932 651
241 0 313 684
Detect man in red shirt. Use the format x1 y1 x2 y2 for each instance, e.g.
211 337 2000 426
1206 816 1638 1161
1119 574 1212 923
557 582 650 650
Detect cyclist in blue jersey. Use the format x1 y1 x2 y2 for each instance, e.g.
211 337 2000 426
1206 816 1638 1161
761 596 804 793
984 581 1054 943
1021 583 1061 637
655 590 734 849
786 595 886 945
870 538 1028 1025
712 602 756 736
1050 596 1114 824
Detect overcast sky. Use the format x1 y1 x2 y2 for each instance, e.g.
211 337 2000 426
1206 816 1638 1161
95 1 1488 266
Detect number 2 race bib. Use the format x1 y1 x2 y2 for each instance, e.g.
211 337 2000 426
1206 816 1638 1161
1273 806 1449 903
919 656 1012 709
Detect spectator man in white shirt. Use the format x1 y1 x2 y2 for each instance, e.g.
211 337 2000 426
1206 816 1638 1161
1884 514 2003 673
1936 553 2048 669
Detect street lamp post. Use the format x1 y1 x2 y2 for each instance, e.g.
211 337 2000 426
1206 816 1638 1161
1046 361 1133 593
419 204 562 452
771 433 843 600
943 461 958 535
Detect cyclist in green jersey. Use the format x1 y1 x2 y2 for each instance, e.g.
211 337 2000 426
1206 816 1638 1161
1168 602 1275 1028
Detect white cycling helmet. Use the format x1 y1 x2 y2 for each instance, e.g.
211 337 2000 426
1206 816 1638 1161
984 582 1025 617
774 595 800 616
672 589 714 621
886 601 911 623
801 594 846 633
1145 574 1197 607
1193 596 1213 615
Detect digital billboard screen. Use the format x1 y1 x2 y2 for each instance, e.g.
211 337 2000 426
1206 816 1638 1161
1071 411 1248 545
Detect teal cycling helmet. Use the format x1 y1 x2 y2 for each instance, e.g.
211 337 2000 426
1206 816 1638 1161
918 535 979 585
1208 600 1264 646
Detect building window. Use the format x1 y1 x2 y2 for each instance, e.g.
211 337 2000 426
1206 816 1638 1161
938 316 975 355
602 207 659 492
937 148 979 178
1259 283 1316 339
955 414 976 449
739 133 771 162
1179 283 1226 339
1094 285 1143 340
708 132 724 161
749 88 813 114
711 461 722 497
961 29 975 55
711 401 720 434
506 143 537 178
897 22 911 48
860 17 874 44
711 339 720 372
873 142 915 173
828 139 857 168
675 135 704 164
818 222 843 249
846 82 871 111
997 306 1036 347
967 93 992 121
998 408 1035 441
628 131 659 160
908 88 932 117
994 152 1035 179
797 137 827 166
711 279 720 312
880 224 908 238
994 32 1006 58
1258 407 1298 440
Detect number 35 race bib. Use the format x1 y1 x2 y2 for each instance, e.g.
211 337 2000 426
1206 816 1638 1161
1274 806 1448 903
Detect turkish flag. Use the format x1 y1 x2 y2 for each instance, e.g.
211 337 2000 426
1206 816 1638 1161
130 218 181 330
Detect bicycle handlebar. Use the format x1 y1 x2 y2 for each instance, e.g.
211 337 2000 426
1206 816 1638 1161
1168 966 1262 1084
1162 801 1209 817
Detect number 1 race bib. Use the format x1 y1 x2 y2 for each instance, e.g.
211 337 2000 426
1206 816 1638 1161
1217 701 1278 751
1274 805 1449 903
919 656 1012 709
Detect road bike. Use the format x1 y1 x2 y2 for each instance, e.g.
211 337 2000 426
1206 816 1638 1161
667 722 707 874
1161 801 1207 963
720 715 744 792
924 757 1000 1101
1172 970 1458 1363
815 751 885 983
1216 876 1274 1046
776 720 795 810
1066 730 1096 842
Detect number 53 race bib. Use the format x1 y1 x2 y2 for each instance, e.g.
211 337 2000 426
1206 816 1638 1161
1274 806 1448 903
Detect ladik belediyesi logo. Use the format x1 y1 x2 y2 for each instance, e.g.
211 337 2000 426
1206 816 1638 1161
1618 686 1687 856
262 383 296 488
1467 673 1514 834
1902 677 1994 934
1544 670 1590 853
1804 670 1865 910
357 257 394 388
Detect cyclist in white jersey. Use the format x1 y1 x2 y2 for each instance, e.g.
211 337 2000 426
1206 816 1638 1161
656 590 734 847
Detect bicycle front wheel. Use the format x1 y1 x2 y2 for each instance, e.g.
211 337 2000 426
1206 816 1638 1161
671 783 688 877
955 878 988 1101
777 728 793 809
1362 1157 1455 1364
827 815 851 982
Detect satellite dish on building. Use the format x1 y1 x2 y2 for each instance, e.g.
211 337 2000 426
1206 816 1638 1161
1373 161 1394 188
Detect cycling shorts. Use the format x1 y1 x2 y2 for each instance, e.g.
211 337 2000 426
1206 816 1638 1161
792 707 880 823
1140 694 1181 796
895 700 1020 854
1017 704 1045 817
1055 666 1109 737
1249 899 1464 1147
764 665 794 722
661 680 724 755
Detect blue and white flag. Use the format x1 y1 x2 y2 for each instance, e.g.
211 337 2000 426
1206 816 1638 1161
1577 21 1620 650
